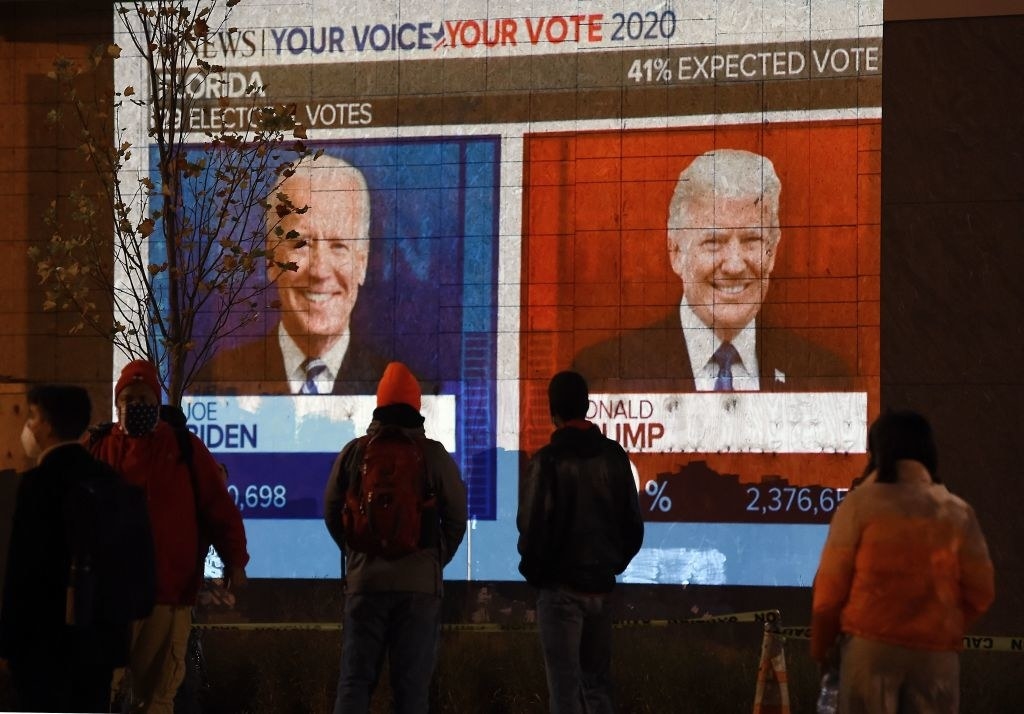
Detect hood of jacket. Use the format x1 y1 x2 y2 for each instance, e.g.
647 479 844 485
549 421 606 459
368 403 425 435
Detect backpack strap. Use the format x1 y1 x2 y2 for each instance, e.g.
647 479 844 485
159 405 206 576
87 421 115 447
336 437 367 580
159 405 195 470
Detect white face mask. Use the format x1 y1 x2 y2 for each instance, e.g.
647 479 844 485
20 423 41 460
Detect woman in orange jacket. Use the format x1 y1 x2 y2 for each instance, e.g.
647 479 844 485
811 410 994 713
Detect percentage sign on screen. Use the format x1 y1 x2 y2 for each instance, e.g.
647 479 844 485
653 58 673 82
644 479 673 513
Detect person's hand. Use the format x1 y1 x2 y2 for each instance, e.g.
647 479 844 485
198 578 236 608
0 657 8 674
224 564 248 591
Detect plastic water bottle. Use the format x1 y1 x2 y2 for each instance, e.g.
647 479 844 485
816 671 839 714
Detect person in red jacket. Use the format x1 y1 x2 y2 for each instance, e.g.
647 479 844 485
811 410 994 713
89 360 249 714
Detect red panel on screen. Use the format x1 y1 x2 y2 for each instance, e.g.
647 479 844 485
520 120 881 516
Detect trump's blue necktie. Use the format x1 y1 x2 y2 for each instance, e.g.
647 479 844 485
712 342 739 392
300 357 328 395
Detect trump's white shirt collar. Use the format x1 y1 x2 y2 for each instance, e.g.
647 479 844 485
278 323 351 395
679 300 760 391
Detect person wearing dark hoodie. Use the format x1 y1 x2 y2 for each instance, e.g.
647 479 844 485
1 385 138 712
323 361 467 714
517 371 645 714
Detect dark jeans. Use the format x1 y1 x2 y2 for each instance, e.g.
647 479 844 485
536 587 615 714
333 591 441 714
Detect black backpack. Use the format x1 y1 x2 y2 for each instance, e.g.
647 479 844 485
65 464 156 627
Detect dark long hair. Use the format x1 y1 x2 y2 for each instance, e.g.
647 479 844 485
863 409 940 484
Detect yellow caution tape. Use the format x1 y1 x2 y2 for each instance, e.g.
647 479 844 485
612 609 781 629
194 621 340 632
192 613 1022 651
959 636 1024 653
778 627 1024 653
779 626 811 640
193 609 781 633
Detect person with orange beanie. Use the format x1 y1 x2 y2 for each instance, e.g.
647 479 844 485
89 360 249 713
323 361 467 714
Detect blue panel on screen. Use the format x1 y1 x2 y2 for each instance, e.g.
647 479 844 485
150 137 500 526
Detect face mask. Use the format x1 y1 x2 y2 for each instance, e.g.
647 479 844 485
123 403 159 437
20 423 41 460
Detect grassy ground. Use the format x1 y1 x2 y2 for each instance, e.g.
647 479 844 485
194 625 812 713
190 626 1018 713
148 579 1023 712
0 625 1015 712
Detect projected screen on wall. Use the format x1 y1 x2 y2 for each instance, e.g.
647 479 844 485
117 0 881 585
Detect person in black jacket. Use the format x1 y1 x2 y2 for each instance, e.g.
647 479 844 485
0 385 131 712
517 371 645 714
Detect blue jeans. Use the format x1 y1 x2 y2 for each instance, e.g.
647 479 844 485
333 591 441 714
536 587 615 714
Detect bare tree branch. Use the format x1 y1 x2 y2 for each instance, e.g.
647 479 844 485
32 0 313 405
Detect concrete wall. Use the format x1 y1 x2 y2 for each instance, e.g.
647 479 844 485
886 0 1024 20
1 1 113 472
881 14 1024 627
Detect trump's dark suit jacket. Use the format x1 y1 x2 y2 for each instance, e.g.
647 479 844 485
571 313 854 393
192 326 389 396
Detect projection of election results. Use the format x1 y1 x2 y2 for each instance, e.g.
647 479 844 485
117 0 881 584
